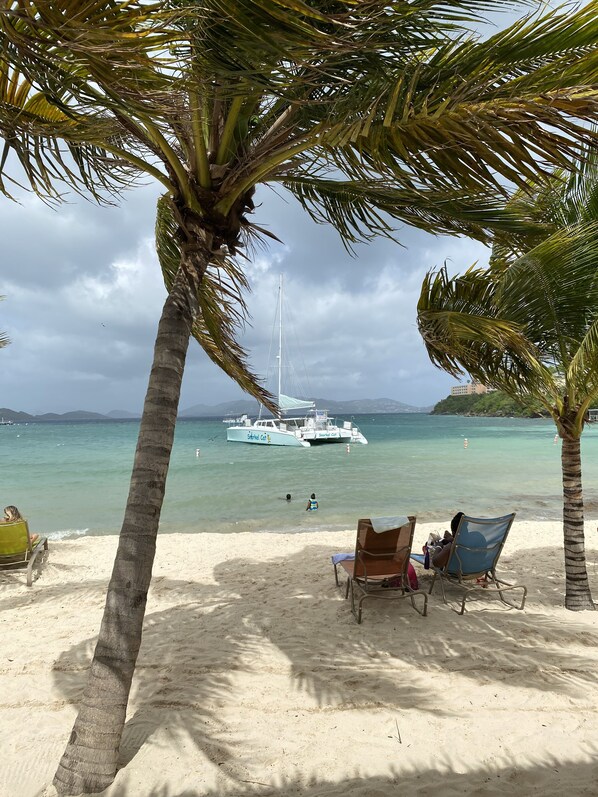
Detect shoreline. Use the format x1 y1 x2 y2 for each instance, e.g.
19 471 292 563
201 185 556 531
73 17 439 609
2 522 598 797
43 506 579 542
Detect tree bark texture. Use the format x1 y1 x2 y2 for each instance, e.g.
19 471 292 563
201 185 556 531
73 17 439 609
53 261 200 794
561 433 595 611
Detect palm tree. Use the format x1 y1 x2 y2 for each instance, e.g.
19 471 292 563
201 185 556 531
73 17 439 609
2 1 598 792
417 150 598 613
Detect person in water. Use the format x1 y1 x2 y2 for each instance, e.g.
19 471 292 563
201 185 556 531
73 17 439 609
286 494 292 501
1 505 39 543
306 493 318 511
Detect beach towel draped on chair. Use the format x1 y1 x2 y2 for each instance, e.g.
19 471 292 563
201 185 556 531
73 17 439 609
332 516 428 623
0 519 48 586
411 513 526 614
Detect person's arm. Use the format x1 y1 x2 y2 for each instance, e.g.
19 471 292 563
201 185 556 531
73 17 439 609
432 541 452 569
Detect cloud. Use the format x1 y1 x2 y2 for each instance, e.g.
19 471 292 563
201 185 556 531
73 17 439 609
0 180 491 414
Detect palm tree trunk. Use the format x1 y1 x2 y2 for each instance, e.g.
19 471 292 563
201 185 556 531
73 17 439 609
53 261 200 794
561 433 595 611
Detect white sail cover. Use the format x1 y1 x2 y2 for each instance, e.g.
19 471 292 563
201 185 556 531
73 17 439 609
278 394 315 412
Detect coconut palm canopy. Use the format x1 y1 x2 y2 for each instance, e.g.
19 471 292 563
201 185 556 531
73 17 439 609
2 0 598 409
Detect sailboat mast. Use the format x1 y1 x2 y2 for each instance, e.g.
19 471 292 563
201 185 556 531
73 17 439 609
278 274 283 407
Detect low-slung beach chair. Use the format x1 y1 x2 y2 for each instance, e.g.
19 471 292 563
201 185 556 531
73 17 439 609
332 516 428 623
411 513 526 614
0 519 48 586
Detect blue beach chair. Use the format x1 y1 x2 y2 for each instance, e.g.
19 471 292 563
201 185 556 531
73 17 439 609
411 513 526 614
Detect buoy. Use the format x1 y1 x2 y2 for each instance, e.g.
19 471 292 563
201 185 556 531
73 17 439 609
195 448 201 457
464 438 468 449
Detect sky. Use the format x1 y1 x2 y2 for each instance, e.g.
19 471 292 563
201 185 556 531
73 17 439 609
0 180 490 414
0 2 560 415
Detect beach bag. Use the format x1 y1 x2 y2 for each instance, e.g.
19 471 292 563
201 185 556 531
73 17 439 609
407 563 419 591
385 563 419 591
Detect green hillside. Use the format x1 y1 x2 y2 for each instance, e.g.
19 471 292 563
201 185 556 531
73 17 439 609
431 391 549 418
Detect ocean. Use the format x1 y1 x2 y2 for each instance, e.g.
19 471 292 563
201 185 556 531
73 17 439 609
2 413 598 540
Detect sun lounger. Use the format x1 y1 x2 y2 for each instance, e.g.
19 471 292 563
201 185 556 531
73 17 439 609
411 513 526 614
332 516 428 623
0 519 48 586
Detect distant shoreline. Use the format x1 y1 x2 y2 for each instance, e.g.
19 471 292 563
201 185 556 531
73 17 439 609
0 408 431 423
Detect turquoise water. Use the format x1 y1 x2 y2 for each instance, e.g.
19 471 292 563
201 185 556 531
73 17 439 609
2 413 598 539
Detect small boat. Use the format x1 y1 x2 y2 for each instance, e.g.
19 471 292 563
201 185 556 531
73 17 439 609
226 277 367 448
222 414 249 425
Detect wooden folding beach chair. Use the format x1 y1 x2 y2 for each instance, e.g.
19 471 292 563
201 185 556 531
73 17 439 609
333 516 428 623
411 513 527 614
0 519 48 586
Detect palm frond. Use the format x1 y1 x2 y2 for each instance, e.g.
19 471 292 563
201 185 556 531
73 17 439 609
308 4 598 199
0 57 140 200
283 175 549 248
417 264 556 404
496 222 598 355
155 193 276 411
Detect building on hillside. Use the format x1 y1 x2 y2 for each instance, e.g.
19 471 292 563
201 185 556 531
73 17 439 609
450 381 495 396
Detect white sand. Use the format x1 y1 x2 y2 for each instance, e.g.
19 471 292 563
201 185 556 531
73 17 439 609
2 521 598 797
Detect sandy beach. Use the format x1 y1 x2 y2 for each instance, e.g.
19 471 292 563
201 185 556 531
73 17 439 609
2 521 598 797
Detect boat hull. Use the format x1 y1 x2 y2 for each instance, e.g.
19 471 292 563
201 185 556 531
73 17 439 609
226 425 310 447
226 419 367 447
303 429 367 445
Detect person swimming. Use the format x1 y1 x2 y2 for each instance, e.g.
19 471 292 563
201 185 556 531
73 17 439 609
306 493 318 511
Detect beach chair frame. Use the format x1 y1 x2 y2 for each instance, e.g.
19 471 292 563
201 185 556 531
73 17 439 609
335 517 428 623
427 513 527 614
0 519 49 587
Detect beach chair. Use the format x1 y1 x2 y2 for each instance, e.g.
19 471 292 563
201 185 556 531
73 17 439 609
0 519 48 586
332 516 428 623
411 513 526 614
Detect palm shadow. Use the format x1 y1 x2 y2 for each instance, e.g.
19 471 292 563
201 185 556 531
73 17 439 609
49 541 598 789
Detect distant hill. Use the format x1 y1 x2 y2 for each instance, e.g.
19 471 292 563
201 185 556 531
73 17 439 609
36 410 107 421
180 397 430 417
431 392 548 418
0 407 137 422
0 397 431 423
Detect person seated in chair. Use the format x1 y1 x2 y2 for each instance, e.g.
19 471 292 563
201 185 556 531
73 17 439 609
0 505 38 543
432 511 464 569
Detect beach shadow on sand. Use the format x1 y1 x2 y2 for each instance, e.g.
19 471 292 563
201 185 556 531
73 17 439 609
41 541 598 794
97 756 598 797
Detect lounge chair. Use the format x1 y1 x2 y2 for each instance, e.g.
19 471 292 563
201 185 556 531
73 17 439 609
0 519 48 586
332 516 428 623
411 513 526 614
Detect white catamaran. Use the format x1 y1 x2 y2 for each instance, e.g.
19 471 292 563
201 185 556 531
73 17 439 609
226 277 367 448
